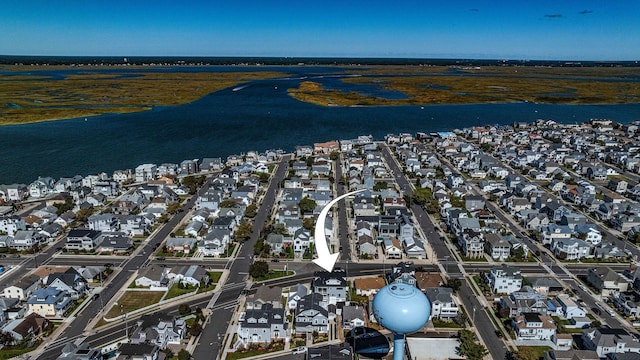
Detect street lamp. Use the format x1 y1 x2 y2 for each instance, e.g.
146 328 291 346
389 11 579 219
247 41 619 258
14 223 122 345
121 305 129 340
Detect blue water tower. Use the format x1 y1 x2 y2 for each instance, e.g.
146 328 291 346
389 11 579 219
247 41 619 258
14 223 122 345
373 284 430 360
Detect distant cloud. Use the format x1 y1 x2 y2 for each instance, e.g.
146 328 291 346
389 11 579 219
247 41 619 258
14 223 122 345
544 13 563 18
578 10 593 15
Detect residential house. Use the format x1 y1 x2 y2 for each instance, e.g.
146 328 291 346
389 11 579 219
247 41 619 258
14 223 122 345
425 287 459 320
45 267 87 300
115 343 160 360
383 237 403 259
458 230 484 259
402 237 426 259
311 269 347 305
199 229 231 257
358 235 377 258
3 275 41 301
551 238 592 261
543 226 576 248
485 233 511 261
65 229 103 251
27 287 72 317
164 237 197 254
294 294 329 334
499 287 548 317
342 305 366 330
582 328 640 358
11 230 46 251
246 285 283 310
586 267 630 297
354 277 385 297
130 312 186 349
555 294 586 320
285 284 309 310
29 177 55 198
613 292 640 319
0 215 26 236
2 313 49 345
512 313 556 341
486 264 523 294
119 215 149 237
238 303 287 345
170 265 209 288
387 262 417 286
135 266 170 289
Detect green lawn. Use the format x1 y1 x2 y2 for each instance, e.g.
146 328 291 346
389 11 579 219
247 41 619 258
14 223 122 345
0 344 40 360
254 270 294 282
104 291 165 318
166 283 197 299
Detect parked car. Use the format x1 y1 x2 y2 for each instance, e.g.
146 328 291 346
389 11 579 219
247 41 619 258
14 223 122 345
291 347 307 355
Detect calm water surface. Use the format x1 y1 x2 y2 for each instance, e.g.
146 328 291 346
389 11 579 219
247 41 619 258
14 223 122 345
1 67 639 184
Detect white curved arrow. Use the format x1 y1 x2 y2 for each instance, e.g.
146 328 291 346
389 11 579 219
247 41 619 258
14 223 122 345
313 189 367 272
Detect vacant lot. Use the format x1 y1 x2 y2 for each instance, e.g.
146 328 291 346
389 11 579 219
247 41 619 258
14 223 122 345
104 290 165 319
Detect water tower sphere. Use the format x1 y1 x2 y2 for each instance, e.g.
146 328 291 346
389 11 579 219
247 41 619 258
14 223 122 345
373 284 430 334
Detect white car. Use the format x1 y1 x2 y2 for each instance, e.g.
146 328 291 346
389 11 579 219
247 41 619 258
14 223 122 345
292 347 307 355
609 310 616 316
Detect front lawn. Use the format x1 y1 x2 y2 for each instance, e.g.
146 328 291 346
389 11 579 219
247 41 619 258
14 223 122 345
104 291 164 318
254 270 294 282
166 283 198 299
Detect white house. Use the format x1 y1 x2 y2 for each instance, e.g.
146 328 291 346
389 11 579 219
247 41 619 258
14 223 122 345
512 313 556 341
486 264 523 294
425 287 459 320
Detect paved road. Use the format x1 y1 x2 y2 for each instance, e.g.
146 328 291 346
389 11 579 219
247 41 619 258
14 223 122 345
380 145 453 264
191 155 291 360
334 156 351 261
381 144 509 358
458 282 507 360
36 177 215 360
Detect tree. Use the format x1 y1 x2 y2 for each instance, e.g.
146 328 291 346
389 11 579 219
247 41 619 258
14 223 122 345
75 208 94 223
249 261 269 279
220 199 239 208
54 196 74 216
411 187 432 206
329 151 340 160
299 197 317 213
373 181 388 192
179 303 191 315
166 201 182 214
234 221 253 242
182 175 205 194
510 348 538 360
254 239 264 255
189 322 203 337
446 278 462 292
303 217 315 230
245 203 258 218
0 331 14 346
458 330 488 360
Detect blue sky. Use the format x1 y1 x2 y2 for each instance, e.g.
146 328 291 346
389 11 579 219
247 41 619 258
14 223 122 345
1 1 638 60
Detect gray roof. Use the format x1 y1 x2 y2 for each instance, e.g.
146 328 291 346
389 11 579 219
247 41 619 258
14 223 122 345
425 287 454 304
342 305 365 322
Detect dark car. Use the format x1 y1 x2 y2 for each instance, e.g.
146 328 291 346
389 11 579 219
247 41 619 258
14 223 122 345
495 330 503 338
271 259 280 263
92 293 100 300
157 257 166 261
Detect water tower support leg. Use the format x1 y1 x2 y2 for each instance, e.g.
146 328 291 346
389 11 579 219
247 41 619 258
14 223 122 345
393 333 406 360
